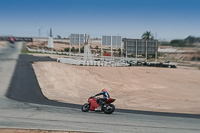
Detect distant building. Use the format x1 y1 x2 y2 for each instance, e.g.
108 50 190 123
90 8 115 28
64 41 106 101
122 38 158 58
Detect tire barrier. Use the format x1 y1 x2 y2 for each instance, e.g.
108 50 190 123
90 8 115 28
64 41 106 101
57 58 129 67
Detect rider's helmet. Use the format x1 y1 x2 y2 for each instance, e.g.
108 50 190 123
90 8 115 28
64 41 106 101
102 88 107 92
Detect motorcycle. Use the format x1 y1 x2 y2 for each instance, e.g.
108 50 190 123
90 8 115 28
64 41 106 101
81 96 116 114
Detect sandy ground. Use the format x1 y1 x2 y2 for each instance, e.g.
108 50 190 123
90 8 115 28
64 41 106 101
0 128 85 133
26 41 69 51
33 61 200 114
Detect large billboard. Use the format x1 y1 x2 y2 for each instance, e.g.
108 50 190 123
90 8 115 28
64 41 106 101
102 36 111 46
112 36 121 47
123 39 157 55
70 34 84 45
102 36 121 46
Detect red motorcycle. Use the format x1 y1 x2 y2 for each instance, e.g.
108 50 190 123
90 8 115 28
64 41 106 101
81 96 116 114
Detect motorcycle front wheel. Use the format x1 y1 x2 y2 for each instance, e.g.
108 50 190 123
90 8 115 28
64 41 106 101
81 103 90 112
103 104 115 114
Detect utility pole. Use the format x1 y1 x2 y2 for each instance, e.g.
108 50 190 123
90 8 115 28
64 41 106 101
38 26 43 38
38 29 41 38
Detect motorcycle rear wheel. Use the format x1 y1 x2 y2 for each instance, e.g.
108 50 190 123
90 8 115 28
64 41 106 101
103 104 115 114
81 103 90 112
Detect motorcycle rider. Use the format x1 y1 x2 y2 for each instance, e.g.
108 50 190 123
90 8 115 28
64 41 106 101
94 88 110 111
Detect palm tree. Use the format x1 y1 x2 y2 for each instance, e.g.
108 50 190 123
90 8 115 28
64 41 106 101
141 31 154 40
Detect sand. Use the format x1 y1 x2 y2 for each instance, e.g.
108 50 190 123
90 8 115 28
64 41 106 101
33 61 200 114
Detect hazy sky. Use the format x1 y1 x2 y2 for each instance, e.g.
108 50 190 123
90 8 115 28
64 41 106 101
0 0 199 41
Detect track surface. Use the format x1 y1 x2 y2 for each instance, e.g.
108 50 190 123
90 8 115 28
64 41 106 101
0 42 200 133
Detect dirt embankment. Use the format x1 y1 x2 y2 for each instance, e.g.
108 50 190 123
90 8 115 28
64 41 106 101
33 61 200 114
26 40 101 52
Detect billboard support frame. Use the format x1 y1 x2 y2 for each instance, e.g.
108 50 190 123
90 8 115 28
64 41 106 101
136 40 137 61
155 41 158 62
126 39 127 61
101 37 103 57
146 40 148 61
111 36 112 59
79 34 80 54
102 35 122 58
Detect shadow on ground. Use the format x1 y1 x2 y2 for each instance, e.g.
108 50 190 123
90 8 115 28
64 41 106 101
6 54 200 119
6 54 80 109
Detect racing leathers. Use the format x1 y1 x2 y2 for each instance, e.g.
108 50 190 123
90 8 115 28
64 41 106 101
95 91 110 106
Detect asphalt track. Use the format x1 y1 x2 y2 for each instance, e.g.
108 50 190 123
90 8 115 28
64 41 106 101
0 42 200 133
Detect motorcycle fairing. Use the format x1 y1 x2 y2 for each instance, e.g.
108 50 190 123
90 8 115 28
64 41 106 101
88 98 99 111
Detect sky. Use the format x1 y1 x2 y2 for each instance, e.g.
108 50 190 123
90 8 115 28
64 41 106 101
0 0 200 41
